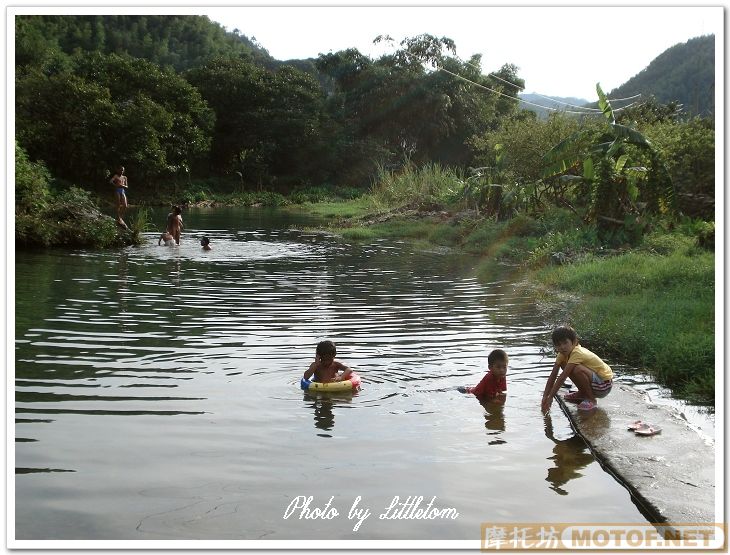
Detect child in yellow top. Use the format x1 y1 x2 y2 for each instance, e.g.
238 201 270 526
541 325 613 413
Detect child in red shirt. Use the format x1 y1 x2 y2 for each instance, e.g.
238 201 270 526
458 349 508 399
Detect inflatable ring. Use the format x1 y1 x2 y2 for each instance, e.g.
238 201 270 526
301 372 361 393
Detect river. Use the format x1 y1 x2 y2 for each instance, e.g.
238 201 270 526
15 207 672 542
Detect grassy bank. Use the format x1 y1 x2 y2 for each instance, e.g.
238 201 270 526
291 166 715 405
531 231 714 403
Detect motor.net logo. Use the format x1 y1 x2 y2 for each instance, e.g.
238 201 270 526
480 522 726 550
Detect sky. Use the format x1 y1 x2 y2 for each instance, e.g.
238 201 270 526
202 5 721 101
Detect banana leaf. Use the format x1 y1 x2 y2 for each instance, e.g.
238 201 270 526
615 154 629 173
542 129 587 162
610 123 653 148
596 83 615 125
583 157 594 181
542 156 582 179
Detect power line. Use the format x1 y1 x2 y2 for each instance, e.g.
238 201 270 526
454 54 642 110
398 49 640 115
436 66 639 115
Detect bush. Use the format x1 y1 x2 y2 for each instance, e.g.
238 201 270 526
16 184 134 248
527 227 600 267
181 183 211 204
15 142 50 213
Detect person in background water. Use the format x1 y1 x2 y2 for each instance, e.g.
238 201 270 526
158 231 175 246
303 340 353 383
458 348 508 400
541 325 613 413
200 236 211 250
166 205 183 245
110 166 128 229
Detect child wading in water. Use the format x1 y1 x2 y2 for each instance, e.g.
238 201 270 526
158 231 175 246
166 205 183 245
458 349 508 399
303 340 353 383
541 325 613 412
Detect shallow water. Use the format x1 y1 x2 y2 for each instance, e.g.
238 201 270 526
15 207 654 541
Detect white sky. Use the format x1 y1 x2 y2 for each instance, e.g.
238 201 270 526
202 5 721 100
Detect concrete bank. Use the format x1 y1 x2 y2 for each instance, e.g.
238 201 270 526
557 384 715 524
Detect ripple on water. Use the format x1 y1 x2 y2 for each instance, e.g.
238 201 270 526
15 222 692 538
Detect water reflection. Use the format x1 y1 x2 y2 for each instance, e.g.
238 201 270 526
543 413 594 496
575 405 611 434
309 394 335 436
303 391 359 437
117 251 129 321
478 395 506 445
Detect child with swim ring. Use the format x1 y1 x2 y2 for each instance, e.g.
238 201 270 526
303 340 353 383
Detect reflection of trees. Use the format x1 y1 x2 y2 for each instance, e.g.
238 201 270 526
543 413 594 495
478 395 506 445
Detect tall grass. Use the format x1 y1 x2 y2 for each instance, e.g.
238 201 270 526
369 162 464 210
127 206 154 244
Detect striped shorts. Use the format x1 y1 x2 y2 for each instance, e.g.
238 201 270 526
591 372 613 398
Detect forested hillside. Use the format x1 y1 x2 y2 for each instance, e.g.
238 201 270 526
15 15 274 70
608 35 714 116
15 15 523 192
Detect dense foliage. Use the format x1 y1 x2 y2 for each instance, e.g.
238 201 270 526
15 142 137 247
15 16 521 192
15 15 272 71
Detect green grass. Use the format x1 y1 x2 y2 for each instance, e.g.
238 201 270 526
533 249 714 403
340 227 378 241
286 197 375 220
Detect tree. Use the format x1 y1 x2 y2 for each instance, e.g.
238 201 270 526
16 52 214 187
186 57 327 186
316 34 523 182
542 83 676 237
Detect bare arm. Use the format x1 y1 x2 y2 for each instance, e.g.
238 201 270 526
541 362 576 413
335 361 353 381
303 361 316 380
542 362 562 398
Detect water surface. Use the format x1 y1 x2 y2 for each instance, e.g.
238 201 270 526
15 207 652 541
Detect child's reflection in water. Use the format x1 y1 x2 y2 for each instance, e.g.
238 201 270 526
304 393 335 437
543 412 594 495
479 395 506 445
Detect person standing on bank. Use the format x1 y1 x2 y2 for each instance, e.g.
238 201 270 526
110 166 129 229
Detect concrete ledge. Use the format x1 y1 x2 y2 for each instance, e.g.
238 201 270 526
557 384 715 523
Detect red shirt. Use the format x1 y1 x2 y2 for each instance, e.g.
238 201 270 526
468 371 507 398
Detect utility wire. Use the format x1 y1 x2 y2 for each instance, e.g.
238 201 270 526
455 54 642 109
399 49 640 114
436 66 639 115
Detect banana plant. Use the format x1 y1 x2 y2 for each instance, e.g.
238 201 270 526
462 144 509 217
542 83 676 229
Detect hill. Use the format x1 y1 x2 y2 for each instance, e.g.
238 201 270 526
608 35 714 117
518 93 590 119
15 15 275 71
